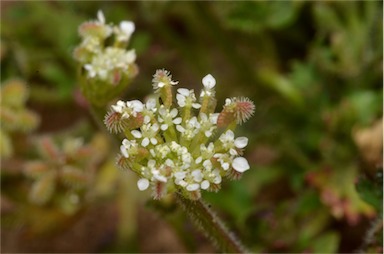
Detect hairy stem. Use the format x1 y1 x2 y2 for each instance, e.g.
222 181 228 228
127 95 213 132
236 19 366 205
175 192 248 253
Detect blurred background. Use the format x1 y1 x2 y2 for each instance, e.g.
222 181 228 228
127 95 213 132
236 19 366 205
1 1 382 253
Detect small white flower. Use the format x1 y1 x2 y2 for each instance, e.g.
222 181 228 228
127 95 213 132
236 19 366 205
111 100 126 113
176 88 201 109
137 178 149 190
140 123 159 147
199 113 216 138
232 157 250 172
115 21 135 42
214 153 232 171
84 47 136 82
202 74 216 89
120 139 138 158
158 107 181 130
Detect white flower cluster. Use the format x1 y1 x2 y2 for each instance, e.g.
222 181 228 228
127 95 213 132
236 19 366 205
105 70 254 200
74 10 137 85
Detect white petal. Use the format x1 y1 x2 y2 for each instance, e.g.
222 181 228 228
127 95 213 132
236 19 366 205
176 125 185 133
174 171 186 180
213 175 222 184
120 145 129 158
192 169 202 178
203 160 212 169
131 130 142 138
202 74 216 89
154 174 167 182
176 93 186 102
205 130 212 137
142 138 150 147
222 162 230 170
144 115 151 124
177 88 190 96
137 178 149 191
173 117 182 125
122 138 130 147
150 138 158 145
177 100 186 107
159 107 167 116
130 100 144 112
111 104 123 113
201 180 210 190
170 108 178 118
120 21 135 36
210 113 219 124
230 148 238 156
195 156 202 164
158 82 165 88
192 103 201 109
235 137 248 149
146 98 157 110
152 123 159 131
225 130 234 139
97 10 105 23
161 124 168 131
186 183 200 191
179 180 187 187
232 157 250 173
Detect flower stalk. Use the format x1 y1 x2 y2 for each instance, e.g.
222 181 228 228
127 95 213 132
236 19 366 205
175 192 248 253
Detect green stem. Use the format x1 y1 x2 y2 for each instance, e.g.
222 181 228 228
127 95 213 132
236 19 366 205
175 193 248 253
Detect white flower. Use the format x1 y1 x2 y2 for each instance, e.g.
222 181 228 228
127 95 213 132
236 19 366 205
202 74 216 89
84 47 136 82
142 160 168 183
158 106 181 130
213 153 232 171
176 88 201 109
176 116 201 140
111 99 143 119
219 130 248 155
120 139 138 158
137 178 149 190
115 21 135 42
232 157 250 172
199 113 217 137
139 123 159 147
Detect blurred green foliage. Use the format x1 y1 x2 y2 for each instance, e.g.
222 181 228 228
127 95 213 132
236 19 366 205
1 1 382 253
